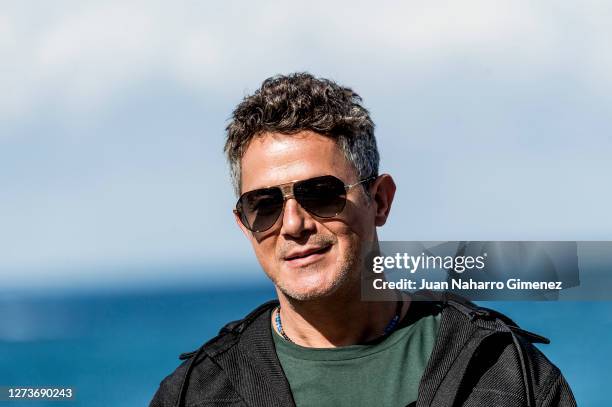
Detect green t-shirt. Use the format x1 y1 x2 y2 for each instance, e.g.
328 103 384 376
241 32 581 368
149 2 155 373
272 307 440 407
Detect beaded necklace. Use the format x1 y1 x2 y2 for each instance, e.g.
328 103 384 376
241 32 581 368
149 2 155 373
274 300 403 344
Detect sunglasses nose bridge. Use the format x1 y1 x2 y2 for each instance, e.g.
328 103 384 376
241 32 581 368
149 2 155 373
279 183 311 218
279 183 295 200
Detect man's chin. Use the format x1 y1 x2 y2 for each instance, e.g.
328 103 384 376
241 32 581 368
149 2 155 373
278 286 335 301
276 275 348 301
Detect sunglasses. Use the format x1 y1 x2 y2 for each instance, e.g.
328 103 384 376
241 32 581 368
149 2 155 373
235 175 376 233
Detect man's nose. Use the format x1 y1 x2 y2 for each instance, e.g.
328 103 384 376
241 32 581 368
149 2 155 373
279 198 316 237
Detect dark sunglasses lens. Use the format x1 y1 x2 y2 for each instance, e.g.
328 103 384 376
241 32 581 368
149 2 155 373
238 187 284 232
294 176 346 218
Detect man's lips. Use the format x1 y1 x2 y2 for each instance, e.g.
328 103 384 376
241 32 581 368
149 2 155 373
283 245 332 266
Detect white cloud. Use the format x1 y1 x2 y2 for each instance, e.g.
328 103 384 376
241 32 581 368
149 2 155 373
1 0 611 124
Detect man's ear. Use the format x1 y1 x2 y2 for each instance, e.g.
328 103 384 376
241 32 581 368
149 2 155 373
370 174 396 227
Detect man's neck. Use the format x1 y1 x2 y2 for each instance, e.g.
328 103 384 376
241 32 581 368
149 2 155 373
273 288 410 347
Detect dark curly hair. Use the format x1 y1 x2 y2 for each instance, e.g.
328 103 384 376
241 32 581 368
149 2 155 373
224 72 379 195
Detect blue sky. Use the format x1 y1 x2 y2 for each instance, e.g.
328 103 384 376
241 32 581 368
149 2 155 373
1 1 612 289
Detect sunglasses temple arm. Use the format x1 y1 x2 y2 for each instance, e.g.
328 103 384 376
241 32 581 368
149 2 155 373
345 176 377 191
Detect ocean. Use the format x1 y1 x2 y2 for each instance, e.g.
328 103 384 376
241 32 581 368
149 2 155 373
0 282 609 406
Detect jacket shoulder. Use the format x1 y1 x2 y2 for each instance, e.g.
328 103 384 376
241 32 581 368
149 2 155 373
456 329 576 406
149 299 278 407
431 292 576 406
149 356 244 407
517 334 577 407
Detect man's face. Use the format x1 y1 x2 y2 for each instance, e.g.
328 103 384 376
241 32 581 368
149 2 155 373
236 131 379 301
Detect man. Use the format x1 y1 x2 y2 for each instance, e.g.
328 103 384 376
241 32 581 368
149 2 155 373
150 73 576 407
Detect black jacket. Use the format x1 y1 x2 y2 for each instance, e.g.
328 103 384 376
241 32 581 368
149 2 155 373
150 294 576 407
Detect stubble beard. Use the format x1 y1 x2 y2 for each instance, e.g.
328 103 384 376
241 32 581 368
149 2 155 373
274 241 363 302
